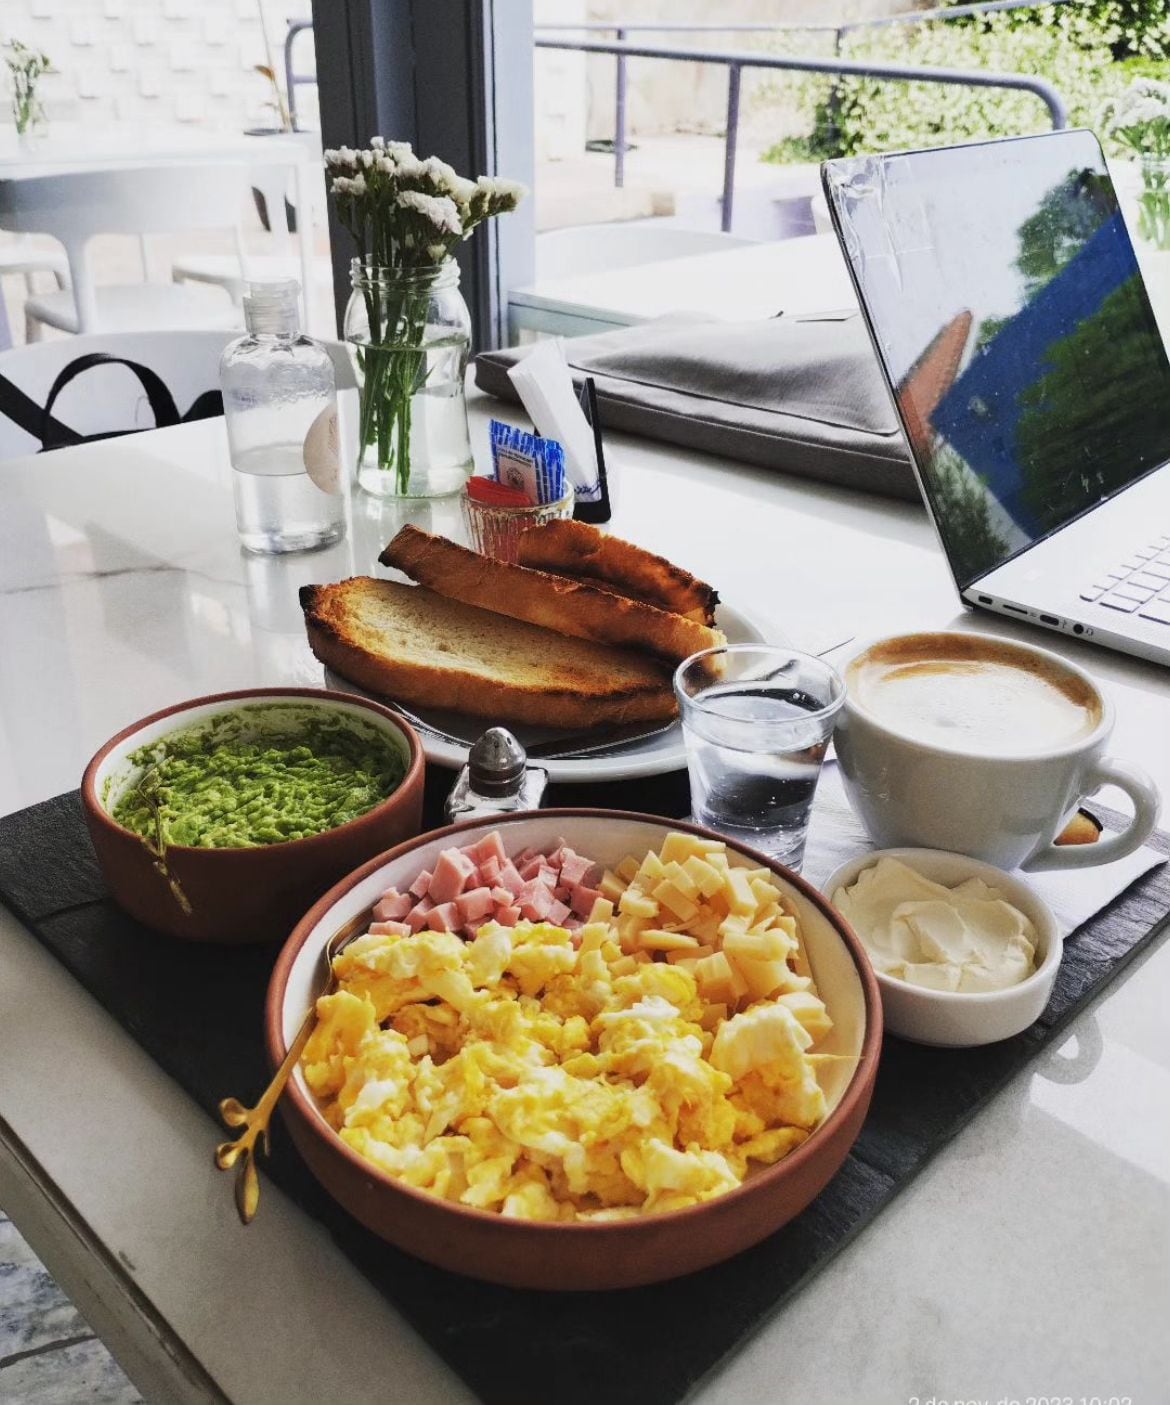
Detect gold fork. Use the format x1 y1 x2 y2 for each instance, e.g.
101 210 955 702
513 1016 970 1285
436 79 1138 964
214 906 373 1224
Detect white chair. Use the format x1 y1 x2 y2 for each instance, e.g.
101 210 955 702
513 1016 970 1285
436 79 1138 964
172 161 332 305
535 223 753 281
0 328 356 460
0 236 69 290
0 165 249 339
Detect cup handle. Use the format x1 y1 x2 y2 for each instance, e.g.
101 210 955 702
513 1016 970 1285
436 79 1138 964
1023 757 1161 872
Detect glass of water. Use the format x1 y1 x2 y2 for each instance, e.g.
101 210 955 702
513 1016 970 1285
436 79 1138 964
674 645 845 871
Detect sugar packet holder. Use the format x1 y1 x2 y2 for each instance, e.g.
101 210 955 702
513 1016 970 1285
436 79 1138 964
489 419 567 505
573 376 611 525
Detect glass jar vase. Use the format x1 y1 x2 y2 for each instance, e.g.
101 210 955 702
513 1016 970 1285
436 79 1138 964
344 258 474 499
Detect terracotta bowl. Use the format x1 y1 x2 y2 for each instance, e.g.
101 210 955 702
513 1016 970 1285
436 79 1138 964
266 810 882 1290
82 688 425 945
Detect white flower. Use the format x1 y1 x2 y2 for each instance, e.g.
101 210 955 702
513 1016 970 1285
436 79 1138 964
418 155 462 193
370 135 385 150
474 175 527 203
394 153 425 180
426 243 449 261
376 154 397 175
360 149 375 169
397 189 462 236
348 173 367 196
446 172 478 203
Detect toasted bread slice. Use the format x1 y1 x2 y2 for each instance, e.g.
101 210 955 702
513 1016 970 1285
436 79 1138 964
300 577 676 729
516 519 720 626
380 526 724 666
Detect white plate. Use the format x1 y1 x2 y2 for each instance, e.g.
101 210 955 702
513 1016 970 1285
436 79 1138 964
323 601 773 782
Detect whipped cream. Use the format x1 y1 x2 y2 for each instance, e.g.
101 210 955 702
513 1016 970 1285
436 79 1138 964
833 857 1037 993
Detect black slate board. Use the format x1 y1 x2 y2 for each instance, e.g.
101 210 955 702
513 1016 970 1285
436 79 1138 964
1 784 1167 1405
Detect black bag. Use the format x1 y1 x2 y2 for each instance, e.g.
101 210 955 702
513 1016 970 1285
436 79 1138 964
0 352 223 452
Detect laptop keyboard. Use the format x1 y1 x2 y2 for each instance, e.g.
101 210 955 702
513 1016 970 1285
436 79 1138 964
1080 534 1170 624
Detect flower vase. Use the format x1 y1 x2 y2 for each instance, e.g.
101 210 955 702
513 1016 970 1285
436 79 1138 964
344 259 474 499
1134 157 1170 352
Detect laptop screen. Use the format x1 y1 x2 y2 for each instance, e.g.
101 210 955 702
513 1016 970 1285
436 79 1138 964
824 131 1170 590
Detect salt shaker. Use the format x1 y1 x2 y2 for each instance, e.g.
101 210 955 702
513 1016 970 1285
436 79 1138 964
220 280 345 554
444 728 548 823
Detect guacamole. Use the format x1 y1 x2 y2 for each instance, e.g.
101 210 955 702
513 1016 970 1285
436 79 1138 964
111 706 406 849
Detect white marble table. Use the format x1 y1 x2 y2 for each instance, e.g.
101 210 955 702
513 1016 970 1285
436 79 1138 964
1 393 1168 1404
508 232 857 337
0 124 323 334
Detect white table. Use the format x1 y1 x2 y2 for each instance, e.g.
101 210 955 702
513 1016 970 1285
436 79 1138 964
508 233 857 338
0 125 322 334
1 394 1168 1404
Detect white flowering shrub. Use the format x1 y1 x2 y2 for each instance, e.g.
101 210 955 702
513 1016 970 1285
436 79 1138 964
768 7 1131 161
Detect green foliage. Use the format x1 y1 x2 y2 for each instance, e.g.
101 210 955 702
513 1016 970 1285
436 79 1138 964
762 6 1129 164
1015 275 1170 523
1066 2 1170 60
927 446 1011 585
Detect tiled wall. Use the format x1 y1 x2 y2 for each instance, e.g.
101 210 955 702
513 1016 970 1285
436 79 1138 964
2 0 317 132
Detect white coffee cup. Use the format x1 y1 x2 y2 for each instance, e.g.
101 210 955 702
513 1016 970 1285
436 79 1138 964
834 631 1159 871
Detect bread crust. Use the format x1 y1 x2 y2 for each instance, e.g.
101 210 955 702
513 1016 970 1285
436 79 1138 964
381 526 723 666
516 519 720 626
300 579 677 730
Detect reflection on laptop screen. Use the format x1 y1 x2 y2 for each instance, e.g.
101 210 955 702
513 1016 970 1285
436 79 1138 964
826 131 1170 589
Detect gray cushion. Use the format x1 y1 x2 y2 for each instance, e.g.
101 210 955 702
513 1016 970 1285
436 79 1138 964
474 312 920 503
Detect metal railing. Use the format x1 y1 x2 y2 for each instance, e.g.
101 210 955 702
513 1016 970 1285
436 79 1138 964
284 19 315 132
535 1 1070 230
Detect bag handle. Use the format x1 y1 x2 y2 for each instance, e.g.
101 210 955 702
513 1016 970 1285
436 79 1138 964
39 353 184 451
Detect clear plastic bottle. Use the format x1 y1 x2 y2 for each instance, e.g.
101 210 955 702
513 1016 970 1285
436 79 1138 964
220 281 346 554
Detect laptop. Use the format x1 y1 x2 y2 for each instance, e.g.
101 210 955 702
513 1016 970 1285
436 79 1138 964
822 129 1170 668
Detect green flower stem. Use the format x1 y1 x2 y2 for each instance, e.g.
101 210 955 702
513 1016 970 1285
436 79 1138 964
354 276 432 494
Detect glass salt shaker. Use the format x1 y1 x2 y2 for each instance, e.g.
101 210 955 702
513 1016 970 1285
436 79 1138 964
445 728 548 824
220 280 346 554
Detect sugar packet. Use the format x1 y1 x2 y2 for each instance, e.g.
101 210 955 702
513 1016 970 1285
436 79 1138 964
489 419 567 505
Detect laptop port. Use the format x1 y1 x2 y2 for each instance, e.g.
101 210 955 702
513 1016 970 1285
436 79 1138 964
1039 614 1060 626
1002 603 1028 615
1073 623 1085 634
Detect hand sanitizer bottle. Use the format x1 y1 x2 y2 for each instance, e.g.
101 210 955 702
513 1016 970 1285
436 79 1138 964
220 281 345 554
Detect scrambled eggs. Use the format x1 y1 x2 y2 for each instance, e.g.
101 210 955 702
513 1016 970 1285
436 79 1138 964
302 831 834 1220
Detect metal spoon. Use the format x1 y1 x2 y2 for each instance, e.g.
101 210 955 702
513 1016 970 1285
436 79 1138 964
214 905 373 1225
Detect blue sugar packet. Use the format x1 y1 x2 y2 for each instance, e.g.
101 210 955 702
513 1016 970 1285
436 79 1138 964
489 419 567 505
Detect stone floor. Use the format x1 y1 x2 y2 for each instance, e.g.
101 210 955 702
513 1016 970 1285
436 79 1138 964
0 1211 142 1404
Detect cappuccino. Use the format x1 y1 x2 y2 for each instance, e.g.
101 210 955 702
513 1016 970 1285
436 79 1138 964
847 634 1102 755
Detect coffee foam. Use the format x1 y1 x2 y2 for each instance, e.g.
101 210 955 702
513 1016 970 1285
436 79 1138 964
848 634 1101 755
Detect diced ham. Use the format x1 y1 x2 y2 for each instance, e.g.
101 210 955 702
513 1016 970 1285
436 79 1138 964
471 831 508 867
463 923 484 942
559 850 595 887
495 905 521 927
369 920 410 937
490 886 514 906
564 916 584 934
569 884 603 918
520 885 555 922
496 862 524 898
548 899 571 927
429 847 477 904
457 886 496 923
406 896 435 931
478 855 502 886
409 869 432 900
426 902 461 933
373 891 413 922
519 856 556 882
512 847 540 869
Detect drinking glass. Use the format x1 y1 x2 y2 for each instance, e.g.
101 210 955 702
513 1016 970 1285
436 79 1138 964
674 645 845 871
